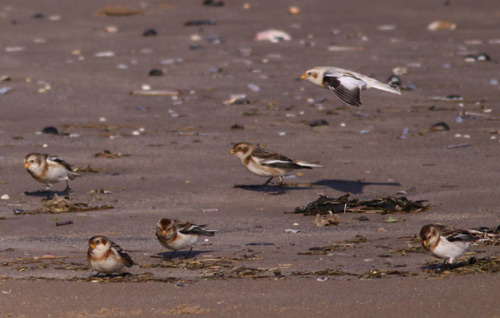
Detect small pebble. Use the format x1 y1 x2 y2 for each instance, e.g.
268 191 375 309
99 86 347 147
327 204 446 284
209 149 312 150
0 87 12 95
143 29 157 37
279 132 286 136
94 51 115 57
132 131 140 136
41 126 59 134
184 20 216 27
248 83 260 92
1 194 9 200
5 47 25 52
106 26 118 33
141 84 151 90
99 117 107 122
309 119 329 127
13 208 24 214
203 0 224 6
288 6 300 15
33 13 45 19
149 69 164 76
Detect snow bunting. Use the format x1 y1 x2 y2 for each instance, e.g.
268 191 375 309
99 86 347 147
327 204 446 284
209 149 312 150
156 218 215 258
24 153 81 191
230 142 323 186
419 224 476 264
87 236 134 275
301 66 400 106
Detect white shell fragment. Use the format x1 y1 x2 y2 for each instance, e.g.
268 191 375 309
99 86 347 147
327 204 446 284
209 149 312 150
94 51 115 57
427 21 456 31
254 29 291 43
1 194 9 200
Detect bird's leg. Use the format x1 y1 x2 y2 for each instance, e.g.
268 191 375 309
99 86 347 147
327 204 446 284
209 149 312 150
64 180 71 192
263 177 274 186
278 176 284 187
186 246 194 258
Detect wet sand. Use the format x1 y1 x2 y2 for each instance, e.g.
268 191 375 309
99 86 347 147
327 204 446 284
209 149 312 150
1 0 500 317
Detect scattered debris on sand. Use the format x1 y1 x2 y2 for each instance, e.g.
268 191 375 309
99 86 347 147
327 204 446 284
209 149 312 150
291 193 430 216
22 195 113 214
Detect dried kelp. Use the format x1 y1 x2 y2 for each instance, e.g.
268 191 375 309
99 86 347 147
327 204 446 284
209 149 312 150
291 193 430 216
94 150 129 159
315 212 340 227
142 250 262 270
424 257 500 276
467 225 500 246
299 235 367 255
360 270 418 279
291 268 357 277
23 195 113 214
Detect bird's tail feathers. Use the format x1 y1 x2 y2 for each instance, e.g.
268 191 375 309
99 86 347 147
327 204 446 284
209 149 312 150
68 172 82 180
295 161 324 168
371 82 401 95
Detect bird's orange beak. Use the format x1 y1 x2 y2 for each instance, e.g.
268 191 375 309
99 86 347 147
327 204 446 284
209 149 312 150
230 149 235 154
90 243 96 249
24 163 29 169
300 73 307 79
422 240 430 250
162 230 167 236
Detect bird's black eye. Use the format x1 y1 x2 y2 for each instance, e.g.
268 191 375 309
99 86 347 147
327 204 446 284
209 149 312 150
307 72 311 75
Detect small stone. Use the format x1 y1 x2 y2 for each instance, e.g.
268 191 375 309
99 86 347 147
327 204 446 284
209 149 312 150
288 6 300 15
203 0 224 7
1 194 9 200
141 84 151 90
309 119 329 127
248 83 260 92
184 20 216 27
33 13 45 19
427 21 456 31
106 26 118 33
0 87 12 95
143 29 157 37
149 69 164 76
94 51 115 57
41 126 59 135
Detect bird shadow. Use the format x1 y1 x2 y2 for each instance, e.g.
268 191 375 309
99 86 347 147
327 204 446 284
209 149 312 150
420 259 473 272
24 189 70 198
91 272 133 278
234 179 401 194
152 250 214 259
233 183 313 195
313 179 401 194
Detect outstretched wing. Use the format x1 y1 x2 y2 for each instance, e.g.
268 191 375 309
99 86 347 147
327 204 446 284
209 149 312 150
323 72 365 106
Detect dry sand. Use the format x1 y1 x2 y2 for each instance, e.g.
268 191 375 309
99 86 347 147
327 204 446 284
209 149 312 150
1 0 500 317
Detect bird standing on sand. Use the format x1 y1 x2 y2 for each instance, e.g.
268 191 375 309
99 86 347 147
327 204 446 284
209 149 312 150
419 224 476 265
230 142 323 186
301 66 400 106
156 218 215 258
24 153 81 192
87 236 134 276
